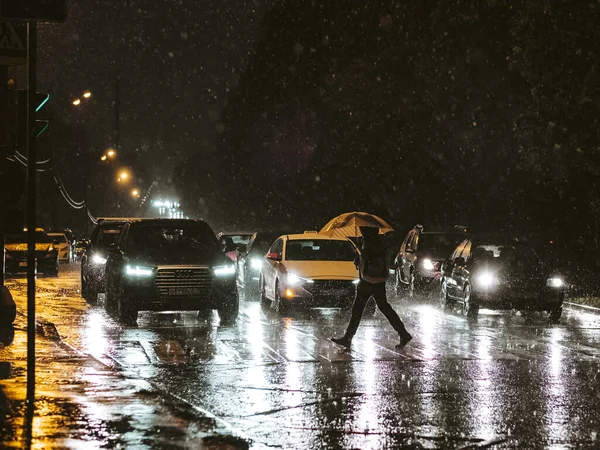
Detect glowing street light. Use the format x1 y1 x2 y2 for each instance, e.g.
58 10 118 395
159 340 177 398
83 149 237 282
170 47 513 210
72 98 81 106
106 149 116 157
132 189 140 197
119 170 129 180
100 155 107 161
83 91 92 98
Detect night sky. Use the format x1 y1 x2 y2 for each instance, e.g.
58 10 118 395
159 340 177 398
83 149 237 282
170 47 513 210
11 0 269 222
10 1 600 266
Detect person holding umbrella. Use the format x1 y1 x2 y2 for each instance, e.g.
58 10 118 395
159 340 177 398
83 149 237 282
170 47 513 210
332 226 413 349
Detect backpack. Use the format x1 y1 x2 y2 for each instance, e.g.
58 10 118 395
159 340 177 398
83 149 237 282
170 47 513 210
359 244 388 284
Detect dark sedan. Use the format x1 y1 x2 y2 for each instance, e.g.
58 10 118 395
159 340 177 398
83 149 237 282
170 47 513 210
4 229 59 276
104 219 239 324
440 237 565 321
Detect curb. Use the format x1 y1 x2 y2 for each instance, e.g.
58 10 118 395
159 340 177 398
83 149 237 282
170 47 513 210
564 301 600 314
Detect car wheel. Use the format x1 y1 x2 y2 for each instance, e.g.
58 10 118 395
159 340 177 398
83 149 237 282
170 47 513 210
105 275 118 315
406 271 415 299
218 293 240 325
81 273 97 304
394 269 402 296
462 284 478 318
440 279 452 310
259 276 269 306
549 307 562 323
116 281 138 324
274 281 289 315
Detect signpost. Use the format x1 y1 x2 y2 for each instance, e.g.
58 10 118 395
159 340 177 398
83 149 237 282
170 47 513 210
0 20 25 65
1 0 67 430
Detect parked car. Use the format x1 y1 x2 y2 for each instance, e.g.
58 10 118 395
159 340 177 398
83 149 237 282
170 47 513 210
440 236 565 321
4 228 59 276
81 218 134 304
104 219 239 324
236 231 284 294
259 233 360 314
394 224 468 297
48 232 72 262
217 231 256 261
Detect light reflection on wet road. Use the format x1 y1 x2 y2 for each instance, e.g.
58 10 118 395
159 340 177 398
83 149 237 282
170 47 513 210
8 265 600 448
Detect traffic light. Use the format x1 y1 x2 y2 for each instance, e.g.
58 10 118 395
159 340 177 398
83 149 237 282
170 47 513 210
16 89 49 150
0 0 67 22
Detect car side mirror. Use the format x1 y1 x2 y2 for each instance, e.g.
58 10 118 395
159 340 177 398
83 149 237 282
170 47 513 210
267 252 281 261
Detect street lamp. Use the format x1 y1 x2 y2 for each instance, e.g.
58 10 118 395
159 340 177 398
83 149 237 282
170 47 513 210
132 189 140 197
83 91 92 98
107 149 116 157
72 98 81 106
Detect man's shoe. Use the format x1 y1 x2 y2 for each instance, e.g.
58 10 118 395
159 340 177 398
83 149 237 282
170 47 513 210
395 333 413 350
331 336 352 347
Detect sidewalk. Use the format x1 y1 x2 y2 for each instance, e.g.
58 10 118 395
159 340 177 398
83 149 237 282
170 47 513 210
0 309 249 449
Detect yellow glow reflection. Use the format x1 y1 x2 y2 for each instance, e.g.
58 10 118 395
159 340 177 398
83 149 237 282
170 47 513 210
82 310 108 360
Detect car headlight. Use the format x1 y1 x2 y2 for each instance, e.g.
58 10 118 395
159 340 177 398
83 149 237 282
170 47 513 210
214 264 236 277
125 265 154 277
250 258 263 270
421 258 435 271
287 273 314 285
92 254 107 265
547 277 564 288
476 271 499 289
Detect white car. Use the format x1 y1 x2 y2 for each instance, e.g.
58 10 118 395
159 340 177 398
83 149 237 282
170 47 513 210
47 233 72 263
259 233 359 313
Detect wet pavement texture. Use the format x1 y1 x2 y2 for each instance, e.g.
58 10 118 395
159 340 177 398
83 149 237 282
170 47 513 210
4 264 600 449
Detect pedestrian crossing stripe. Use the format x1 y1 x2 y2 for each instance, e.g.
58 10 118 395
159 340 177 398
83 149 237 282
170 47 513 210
0 22 25 51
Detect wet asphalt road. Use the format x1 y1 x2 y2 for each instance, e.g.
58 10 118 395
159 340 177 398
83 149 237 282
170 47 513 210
7 264 600 449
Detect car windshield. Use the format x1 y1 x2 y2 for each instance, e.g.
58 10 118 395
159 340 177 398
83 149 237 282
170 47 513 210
127 223 219 252
475 244 542 264
5 232 50 244
220 234 253 245
50 235 67 243
419 233 465 252
285 239 356 262
98 226 125 247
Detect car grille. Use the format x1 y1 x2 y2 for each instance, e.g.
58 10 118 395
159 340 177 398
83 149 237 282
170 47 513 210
155 267 213 298
304 280 355 297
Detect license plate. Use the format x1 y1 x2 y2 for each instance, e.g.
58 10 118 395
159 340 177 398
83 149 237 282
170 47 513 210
168 287 202 296
19 262 27 267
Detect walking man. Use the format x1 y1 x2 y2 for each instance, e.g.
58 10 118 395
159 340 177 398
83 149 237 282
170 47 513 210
332 226 412 349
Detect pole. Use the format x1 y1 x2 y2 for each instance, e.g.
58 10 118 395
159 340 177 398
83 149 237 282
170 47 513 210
26 21 37 411
0 65 7 288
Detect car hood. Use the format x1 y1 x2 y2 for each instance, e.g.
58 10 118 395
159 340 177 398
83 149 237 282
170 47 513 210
282 261 358 280
5 243 52 253
126 247 227 267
